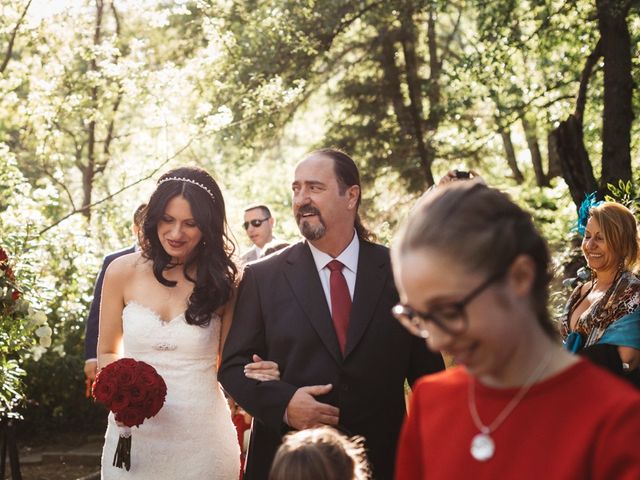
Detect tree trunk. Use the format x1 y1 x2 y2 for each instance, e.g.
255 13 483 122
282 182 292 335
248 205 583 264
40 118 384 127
520 114 549 187
549 38 602 209
500 129 524 184
81 0 105 222
596 0 633 192
548 115 598 208
400 5 435 186
379 34 413 139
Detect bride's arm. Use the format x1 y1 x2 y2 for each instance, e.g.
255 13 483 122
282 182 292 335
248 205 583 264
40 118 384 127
97 256 128 370
219 287 237 352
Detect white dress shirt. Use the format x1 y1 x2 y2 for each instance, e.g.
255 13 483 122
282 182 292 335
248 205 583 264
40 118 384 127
307 231 359 314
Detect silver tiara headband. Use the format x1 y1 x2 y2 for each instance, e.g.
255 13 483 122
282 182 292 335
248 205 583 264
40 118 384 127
157 177 216 201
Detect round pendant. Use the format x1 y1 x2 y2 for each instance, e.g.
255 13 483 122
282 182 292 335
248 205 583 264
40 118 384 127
470 433 495 461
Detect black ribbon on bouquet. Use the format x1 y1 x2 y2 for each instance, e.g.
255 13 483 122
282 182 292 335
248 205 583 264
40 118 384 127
113 431 132 471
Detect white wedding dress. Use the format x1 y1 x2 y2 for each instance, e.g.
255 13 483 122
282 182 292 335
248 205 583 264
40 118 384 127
101 302 240 479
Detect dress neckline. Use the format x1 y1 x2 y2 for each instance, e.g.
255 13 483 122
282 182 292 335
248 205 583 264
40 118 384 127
124 301 185 325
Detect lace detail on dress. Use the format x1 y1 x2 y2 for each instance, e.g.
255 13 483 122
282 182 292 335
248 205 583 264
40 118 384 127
101 303 240 479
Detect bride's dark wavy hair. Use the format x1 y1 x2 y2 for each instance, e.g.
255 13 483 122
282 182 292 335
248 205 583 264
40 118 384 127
142 166 237 327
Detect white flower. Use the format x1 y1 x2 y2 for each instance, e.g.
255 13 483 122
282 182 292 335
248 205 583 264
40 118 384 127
32 345 46 361
39 336 51 348
31 311 48 326
35 325 52 338
52 344 66 358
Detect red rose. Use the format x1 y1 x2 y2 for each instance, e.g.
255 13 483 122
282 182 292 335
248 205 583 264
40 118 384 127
0 248 7 263
146 393 165 418
138 370 157 388
111 391 130 414
96 358 166 422
93 377 118 406
127 384 146 403
11 289 20 301
4 267 15 281
117 358 138 370
115 406 146 428
116 367 136 387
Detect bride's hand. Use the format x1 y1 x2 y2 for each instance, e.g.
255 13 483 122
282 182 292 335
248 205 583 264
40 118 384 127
244 354 280 382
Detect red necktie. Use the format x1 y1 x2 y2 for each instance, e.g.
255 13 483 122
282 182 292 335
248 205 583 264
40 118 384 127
327 260 352 353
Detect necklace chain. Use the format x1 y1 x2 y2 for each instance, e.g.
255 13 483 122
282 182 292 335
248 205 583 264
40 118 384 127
468 350 554 434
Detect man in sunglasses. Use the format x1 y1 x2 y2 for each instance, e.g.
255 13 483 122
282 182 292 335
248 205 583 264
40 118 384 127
221 149 444 480
240 205 277 263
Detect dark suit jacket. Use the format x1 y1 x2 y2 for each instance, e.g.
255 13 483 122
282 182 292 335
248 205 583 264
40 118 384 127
219 240 444 480
84 246 136 360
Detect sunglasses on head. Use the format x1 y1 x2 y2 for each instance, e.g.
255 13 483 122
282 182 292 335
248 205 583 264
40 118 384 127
242 217 270 230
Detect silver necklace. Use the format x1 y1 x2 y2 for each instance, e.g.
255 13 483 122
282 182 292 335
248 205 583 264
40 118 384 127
468 351 554 462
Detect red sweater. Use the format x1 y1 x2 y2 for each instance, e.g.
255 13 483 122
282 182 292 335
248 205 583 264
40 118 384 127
395 359 640 480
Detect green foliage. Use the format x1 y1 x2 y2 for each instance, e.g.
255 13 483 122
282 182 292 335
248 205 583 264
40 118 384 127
0 151 52 420
605 179 639 213
20 340 107 436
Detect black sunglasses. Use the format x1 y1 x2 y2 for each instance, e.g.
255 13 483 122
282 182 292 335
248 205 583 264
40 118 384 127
392 269 506 338
242 217 270 230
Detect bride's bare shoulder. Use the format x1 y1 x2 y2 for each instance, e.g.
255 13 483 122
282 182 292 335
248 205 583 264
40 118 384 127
107 251 151 278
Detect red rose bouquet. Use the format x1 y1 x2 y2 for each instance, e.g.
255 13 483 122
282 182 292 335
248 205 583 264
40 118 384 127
93 358 167 470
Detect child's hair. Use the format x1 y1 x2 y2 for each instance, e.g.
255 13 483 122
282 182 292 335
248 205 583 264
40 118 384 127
268 427 370 480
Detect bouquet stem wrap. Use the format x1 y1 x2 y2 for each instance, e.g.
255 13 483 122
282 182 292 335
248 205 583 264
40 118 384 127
113 426 132 470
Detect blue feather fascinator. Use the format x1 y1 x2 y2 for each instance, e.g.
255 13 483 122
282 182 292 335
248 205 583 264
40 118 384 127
575 192 603 236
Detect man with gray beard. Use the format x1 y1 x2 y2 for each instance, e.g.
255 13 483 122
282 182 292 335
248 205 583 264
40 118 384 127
220 148 444 480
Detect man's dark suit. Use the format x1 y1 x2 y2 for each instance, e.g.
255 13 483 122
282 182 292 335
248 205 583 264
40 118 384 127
84 246 135 360
219 240 444 480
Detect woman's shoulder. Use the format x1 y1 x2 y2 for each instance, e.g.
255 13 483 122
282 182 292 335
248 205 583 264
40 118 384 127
619 271 640 290
414 367 468 395
106 251 149 277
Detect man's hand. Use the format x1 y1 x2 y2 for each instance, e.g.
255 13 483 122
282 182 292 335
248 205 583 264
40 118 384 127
618 346 640 371
285 384 339 430
84 360 98 381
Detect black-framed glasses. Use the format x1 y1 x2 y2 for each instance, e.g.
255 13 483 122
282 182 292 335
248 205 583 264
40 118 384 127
392 270 506 338
242 217 270 230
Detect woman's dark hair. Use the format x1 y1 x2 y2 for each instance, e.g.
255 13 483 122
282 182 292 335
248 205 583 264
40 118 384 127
392 181 556 338
269 427 370 480
310 148 371 242
142 166 237 327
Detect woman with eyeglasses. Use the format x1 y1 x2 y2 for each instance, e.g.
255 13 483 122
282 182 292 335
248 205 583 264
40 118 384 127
391 182 640 479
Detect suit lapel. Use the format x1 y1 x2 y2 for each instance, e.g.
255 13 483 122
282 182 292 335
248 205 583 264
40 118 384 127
283 242 343 364
344 242 389 358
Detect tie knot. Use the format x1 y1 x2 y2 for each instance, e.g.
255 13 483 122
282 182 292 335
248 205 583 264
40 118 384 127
326 260 344 272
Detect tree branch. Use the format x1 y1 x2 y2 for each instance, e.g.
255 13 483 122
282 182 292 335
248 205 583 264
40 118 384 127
38 138 196 236
439 4 463 68
574 38 602 123
331 0 386 41
0 0 33 74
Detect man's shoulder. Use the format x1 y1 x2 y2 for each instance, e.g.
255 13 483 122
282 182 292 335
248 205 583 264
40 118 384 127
240 246 258 262
361 239 389 254
359 240 391 264
103 246 136 264
246 241 305 270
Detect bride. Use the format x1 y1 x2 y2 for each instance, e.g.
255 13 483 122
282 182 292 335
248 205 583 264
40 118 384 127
98 166 277 479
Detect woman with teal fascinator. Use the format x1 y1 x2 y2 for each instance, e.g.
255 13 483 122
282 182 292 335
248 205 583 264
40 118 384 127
561 194 640 388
